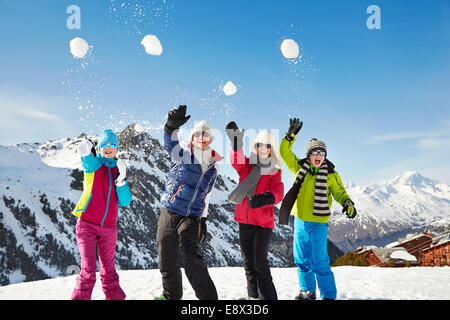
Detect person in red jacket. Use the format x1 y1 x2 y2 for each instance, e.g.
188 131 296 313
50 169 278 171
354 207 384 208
226 122 284 300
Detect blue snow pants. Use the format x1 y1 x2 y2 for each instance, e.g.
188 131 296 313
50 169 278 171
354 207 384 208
293 217 337 299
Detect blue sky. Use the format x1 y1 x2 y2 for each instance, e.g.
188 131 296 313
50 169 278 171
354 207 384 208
0 0 449 185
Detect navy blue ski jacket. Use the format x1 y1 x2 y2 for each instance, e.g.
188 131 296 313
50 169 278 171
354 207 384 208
160 132 222 217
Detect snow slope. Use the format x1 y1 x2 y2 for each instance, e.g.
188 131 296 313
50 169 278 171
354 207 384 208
0 266 449 300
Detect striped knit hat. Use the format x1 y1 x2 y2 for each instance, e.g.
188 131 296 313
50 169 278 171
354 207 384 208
306 138 327 157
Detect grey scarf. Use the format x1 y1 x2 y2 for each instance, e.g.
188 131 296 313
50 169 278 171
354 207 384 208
228 152 278 204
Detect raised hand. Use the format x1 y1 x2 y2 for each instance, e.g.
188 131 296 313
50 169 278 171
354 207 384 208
226 121 245 151
164 105 191 134
116 159 127 187
285 118 303 141
77 137 94 157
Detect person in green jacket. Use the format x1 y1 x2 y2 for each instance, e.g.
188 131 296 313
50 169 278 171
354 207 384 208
279 118 357 300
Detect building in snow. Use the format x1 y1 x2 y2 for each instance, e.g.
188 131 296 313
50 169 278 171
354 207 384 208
357 247 419 267
387 231 434 258
353 230 450 267
420 232 450 267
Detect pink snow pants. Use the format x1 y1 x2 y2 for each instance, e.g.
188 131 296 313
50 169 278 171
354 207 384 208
71 218 125 300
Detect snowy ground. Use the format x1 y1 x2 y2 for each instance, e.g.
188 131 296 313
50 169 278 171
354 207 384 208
0 266 449 300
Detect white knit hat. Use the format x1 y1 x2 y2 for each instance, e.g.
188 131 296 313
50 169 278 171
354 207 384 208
250 130 281 166
190 120 214 141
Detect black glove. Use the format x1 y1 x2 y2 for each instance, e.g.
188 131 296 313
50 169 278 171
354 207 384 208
164 105 191 134
248 192 276 209
342 199 357 219
226 121 245 151
285 118 303 141
198 217 208 244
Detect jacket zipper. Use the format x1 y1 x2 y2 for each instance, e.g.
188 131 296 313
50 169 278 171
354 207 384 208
246 205 249 224
186 164 214 216
246 186 256 224
101 167 112 226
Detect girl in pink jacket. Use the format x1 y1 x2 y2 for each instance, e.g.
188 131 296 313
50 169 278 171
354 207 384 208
71 129 131 300
226 122 284 300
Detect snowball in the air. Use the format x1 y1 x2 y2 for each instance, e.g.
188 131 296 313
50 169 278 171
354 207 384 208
223 81 237 96
280 39 300 59
70 37 90 59
141 35 163 56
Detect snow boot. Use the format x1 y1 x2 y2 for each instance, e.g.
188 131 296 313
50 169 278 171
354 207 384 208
154 293 182 300
295 290 316 300
103 285 126 300
71 288 94 300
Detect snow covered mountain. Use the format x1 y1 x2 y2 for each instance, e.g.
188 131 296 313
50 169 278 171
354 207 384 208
329 171 450 251
0 124 343 286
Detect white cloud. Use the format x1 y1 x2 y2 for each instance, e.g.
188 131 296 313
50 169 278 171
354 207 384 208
417 137 450 150
0 87 78 145
367 120 450 145
362 123 450 185
14 108 62 121
370 130 450 143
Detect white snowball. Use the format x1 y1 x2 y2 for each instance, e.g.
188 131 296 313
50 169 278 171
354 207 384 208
280 39 300 59
70 37 90 59
223 81 237 96
141 35 163 56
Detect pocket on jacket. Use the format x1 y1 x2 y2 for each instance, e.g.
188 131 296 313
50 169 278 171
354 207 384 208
169 183 183 203
83 193 93 213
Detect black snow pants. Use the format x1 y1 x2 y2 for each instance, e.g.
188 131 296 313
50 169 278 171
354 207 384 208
156 207 218 300
239 222 278 300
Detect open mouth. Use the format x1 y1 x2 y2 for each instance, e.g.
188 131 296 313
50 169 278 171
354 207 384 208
195 140 209 149
103 149 115 157
314 159 321 166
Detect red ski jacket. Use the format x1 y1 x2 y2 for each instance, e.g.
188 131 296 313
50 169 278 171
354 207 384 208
230 149 284 229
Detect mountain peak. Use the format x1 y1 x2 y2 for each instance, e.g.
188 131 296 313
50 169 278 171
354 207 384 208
387 171 433 187
118 123 162 152
401 170 421 178
121 123 146 135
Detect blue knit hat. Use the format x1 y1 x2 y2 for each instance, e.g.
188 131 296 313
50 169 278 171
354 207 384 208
97 129 119 151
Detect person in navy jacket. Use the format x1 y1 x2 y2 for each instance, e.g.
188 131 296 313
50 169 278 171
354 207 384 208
156 105 222 300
